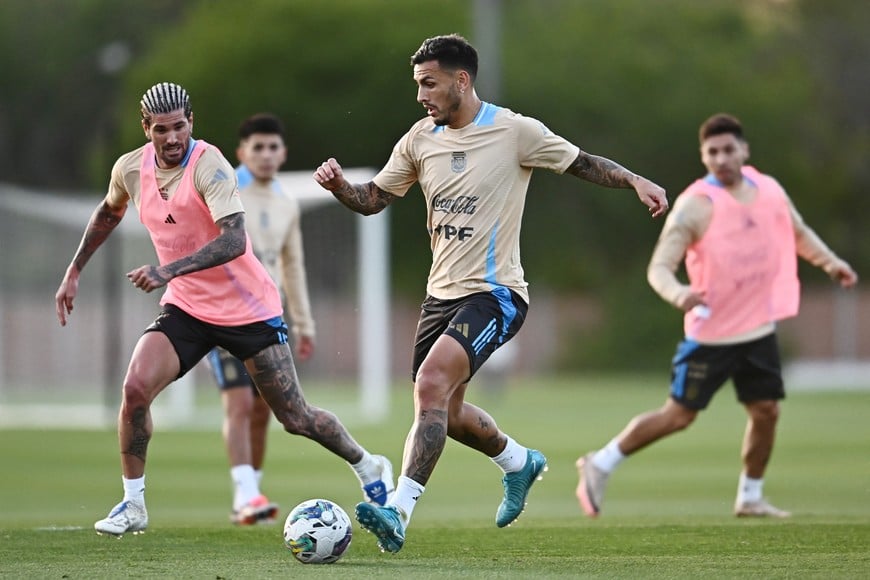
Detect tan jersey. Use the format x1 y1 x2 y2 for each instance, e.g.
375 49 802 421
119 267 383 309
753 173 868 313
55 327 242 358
236 166 315 339
107 140 243 222
374 102 579 303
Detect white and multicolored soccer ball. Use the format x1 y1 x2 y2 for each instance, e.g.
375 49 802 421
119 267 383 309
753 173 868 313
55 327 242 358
283 499 352 564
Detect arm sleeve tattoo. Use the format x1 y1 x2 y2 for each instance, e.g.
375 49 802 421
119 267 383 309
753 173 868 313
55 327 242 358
72 200 126 272
162 212 247 278
330 181 396 216
565 151 638 188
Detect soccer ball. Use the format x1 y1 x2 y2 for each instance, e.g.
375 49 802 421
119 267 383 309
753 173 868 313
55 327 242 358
283 499 352 564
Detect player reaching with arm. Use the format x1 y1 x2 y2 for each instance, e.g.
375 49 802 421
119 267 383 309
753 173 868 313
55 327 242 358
314 34 667 553
55 83 393 537
575 113 857 519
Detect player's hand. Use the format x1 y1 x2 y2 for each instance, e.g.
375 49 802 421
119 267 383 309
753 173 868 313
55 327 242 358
55 267 80 326
827 259 858 288
126 265 170 293
312 158 347 192
674 287 706 313
295 335 315 361
636 178 669 218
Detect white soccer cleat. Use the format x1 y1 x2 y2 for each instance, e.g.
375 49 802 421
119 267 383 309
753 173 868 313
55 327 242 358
576 452 610 518
94 500 148 537
734 498 791 518
362 455 396 506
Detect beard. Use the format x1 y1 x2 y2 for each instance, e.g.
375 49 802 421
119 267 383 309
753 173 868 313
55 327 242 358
432 88 463 126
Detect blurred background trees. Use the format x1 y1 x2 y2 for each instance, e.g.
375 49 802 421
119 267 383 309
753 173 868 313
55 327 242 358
2 0 866 370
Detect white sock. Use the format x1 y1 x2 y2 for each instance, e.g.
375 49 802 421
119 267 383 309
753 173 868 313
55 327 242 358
122 475 145 504
491 436 528 473
231 464 260 509
255 469 264 487
737 472 763 504
592 439 626 473
350 451 379 484
389 475 425 527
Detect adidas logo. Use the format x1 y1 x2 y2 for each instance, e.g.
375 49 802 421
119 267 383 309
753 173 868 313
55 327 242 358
164 214 177 224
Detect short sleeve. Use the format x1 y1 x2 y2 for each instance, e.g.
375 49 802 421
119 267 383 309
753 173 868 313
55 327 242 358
106 150 142 207
194 148 245 222
514 114 580 174
372 130 417 197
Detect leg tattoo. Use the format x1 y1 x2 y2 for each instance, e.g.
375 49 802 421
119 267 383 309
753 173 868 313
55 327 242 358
122 406 150 463
247 344 363 463
407 408 448 484
448 403 504 456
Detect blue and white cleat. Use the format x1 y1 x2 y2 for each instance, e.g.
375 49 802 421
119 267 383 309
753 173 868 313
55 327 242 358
362 455 395 506
94 500 148 537
355 503 405 553
496 448 548 528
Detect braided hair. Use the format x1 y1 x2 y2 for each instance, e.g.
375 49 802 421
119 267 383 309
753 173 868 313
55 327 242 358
140 82 192 126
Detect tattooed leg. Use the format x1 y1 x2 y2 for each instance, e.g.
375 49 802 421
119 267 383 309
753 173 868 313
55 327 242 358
402 408 448 486
246 343 364 463
118 331 179 478
443 383 505 455
119 404 152 477
402 335 473 485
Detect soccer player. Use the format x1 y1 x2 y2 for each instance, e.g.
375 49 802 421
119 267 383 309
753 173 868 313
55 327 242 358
204 113 318 525
55 82 394 537
313 34 668 553
576 113 858 518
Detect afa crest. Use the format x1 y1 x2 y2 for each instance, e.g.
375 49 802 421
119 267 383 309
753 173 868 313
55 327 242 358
451 151 467 173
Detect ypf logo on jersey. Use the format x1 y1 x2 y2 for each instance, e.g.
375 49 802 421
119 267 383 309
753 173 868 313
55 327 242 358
451 151 467 173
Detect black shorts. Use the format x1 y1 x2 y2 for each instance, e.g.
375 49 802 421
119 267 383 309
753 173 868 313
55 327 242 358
205 347 255 391
411 288 528 382
669 332 785 410
145 304 289 379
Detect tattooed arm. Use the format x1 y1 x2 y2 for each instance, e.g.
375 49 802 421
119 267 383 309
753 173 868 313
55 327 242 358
566 151 669 218
56 197 128 326
126 211 248 293
313 157 397 215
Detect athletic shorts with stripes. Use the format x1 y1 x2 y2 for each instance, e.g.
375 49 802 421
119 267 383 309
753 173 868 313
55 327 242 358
669 332 785 411
144 303 289 380
411 288 528 383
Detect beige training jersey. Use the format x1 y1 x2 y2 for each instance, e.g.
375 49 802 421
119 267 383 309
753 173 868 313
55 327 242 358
107 139 242 222
374 102 580 303
236 165 315 339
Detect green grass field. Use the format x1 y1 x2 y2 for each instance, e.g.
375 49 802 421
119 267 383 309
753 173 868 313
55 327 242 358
1 375 868 578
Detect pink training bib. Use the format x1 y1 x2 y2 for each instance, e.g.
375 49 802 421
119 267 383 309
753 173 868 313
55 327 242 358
138 140 282 325
683 166 800 341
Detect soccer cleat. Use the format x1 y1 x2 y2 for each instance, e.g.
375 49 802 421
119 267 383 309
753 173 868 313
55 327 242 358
231 494 280 526
734 499 791 518
355 502 405 553
362 455 396 506
576 452 610 518
496 448 548 528
94 500 148 537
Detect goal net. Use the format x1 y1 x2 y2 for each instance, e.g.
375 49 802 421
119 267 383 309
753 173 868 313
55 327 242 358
0 171 390 429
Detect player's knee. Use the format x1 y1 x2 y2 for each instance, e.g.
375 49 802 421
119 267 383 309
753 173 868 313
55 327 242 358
669 408 697 431
225 395 254 419
275 407 315 437
748 400 780 424
121 376 152 410
414 368 453 408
